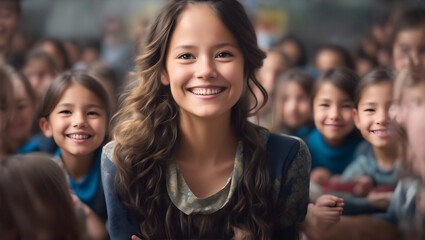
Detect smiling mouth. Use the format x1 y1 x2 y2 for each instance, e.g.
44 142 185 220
67 134 91 140
371 129 392 135
189 88 224 96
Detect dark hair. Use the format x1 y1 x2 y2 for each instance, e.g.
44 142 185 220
391 8 425 49
354 67 395 108
112 0 275 239
315 44 355 70
276 35 307 67
0 153 81 240
40 70 111 123
312 67 359 103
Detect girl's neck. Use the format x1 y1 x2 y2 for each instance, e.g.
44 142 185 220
373 145 399 170
323 135 345 148
177 113 238 165
61 150 96 181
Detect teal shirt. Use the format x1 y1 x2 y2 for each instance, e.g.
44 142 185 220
306 128 362 174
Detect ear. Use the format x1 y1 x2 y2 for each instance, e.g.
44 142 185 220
161 71 170 86
353 108 361 130
39 117 53 138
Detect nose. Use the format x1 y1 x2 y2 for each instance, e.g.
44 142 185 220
196 56 217 79
328 106 340 120
72 112 87 128
376 108 389 125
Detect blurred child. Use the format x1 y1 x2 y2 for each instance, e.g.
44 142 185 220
35 38 71 71
306 67 362 183
3 66 57 154
0 153 81 240
0 65 13 160
315 44 355 72
270 69 314 139
252 48 291 128
0 0 20 63
39 70 110 239
276 35 307 68
391 8 425 79
22 49 59 100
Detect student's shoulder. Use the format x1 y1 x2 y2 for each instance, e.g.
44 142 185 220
266 133 310 173
102 141 116 164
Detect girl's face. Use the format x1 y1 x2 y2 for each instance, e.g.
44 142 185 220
276 81 311 129
5 77 36 143
393 27 425 77
353 82 397 149
315 50 344 72
23 59 55 99
40 83 107 159
313 81 355 146
405 81 425 165
163 4 244 121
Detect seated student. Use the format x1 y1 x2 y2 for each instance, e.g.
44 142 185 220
337 68 399 215
0 153 81 240
39 70 110 240
2 65 57 155
306 67 362 184
270 69 314 139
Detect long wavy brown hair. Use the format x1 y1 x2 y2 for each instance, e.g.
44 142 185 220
112 0 274 239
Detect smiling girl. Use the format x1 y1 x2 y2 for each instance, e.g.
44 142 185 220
101 0 311 239
306 67 362 183
39 71 110 240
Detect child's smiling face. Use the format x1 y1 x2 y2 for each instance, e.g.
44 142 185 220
40 83 107 159
313 81 355 146
353 82 397 149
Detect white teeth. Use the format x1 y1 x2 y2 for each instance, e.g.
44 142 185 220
69 134 89 139
372 130 391 135
191 88 222 95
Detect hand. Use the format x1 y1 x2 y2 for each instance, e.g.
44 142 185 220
305 194 344 239
131 235 142 240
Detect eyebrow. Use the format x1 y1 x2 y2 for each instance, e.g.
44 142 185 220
173 43 238 50
57 103 103 109
361 102 376 107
